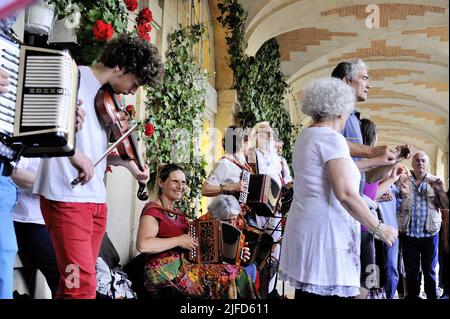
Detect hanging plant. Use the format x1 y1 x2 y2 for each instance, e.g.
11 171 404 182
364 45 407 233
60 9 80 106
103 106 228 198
48 0 154 64
217 0 299 165
140 24 208 219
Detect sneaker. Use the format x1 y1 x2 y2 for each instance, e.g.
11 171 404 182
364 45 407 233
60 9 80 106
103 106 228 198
439 294 449 299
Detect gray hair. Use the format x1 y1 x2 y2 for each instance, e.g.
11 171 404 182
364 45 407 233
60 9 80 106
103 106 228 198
208 195 241 220
302 77 356 121
348 59 368 80
331 59 368 81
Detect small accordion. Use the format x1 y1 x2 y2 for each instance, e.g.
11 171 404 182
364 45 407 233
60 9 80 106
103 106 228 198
241 225 273 271
239 171 281 217
188 219 245 266
279 183 294 215
0 34 79 157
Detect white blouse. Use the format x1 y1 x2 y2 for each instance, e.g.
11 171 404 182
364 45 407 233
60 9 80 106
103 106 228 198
279 127 361 297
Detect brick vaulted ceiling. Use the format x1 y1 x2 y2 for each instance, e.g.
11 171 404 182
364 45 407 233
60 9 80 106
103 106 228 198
240 0 449 170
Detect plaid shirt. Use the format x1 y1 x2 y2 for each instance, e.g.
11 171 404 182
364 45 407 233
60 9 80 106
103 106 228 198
406 174 433 238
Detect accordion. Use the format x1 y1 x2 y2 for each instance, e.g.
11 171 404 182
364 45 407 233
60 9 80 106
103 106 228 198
279 183 294 215
241 225 273 271
188 219 245 266
239 171 281 217
0 34 79 157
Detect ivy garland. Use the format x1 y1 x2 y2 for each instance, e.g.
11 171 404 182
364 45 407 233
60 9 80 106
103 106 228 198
141 24 208 219
217 0 298 164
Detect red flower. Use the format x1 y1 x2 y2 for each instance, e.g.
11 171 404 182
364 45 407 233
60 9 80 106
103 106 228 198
92 20 114 41
136 22 152 41
126 104 136 119
144 122 155 137
137 7 153 24
124 0 138 12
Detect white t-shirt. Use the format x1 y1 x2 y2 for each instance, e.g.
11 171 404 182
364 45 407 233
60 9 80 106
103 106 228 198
12 157 44 224
206 154 246 186
279 127 361 297
254 148 282 188
33 66 108 203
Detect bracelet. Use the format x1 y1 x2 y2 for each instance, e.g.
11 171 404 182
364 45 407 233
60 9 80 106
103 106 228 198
370 220 382 237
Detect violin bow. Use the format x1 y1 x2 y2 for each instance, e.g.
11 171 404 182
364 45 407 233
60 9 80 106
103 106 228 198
70 123 138 188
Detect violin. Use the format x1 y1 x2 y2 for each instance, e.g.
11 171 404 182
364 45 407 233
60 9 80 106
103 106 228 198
94 84 149 201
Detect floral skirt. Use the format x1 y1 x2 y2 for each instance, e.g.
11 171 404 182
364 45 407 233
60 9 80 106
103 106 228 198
144 250 258 299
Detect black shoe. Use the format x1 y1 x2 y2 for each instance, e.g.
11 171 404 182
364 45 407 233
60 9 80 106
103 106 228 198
13 291 32 299
268 289 285 299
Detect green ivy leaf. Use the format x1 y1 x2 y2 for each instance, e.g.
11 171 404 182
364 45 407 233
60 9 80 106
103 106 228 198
87 8 99 22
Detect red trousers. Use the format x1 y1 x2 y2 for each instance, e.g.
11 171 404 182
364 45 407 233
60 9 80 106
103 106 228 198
40 197 107 299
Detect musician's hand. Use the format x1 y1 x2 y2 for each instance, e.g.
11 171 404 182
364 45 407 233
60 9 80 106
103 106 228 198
177 234 198 250
223 181 247 193
126 161 150 184
115 111 128 124
69 149 94 185
241 245 251 262
0 68 10 93
75 100 85 132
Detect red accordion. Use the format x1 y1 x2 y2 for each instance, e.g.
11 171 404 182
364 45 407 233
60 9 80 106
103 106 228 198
188 219 245 266
239 172 281 217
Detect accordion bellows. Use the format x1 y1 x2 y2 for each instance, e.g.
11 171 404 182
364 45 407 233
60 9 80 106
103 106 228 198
188 219 245 266
239 172 281 217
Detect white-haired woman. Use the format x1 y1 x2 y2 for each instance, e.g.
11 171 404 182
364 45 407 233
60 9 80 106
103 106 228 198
278 77 397 299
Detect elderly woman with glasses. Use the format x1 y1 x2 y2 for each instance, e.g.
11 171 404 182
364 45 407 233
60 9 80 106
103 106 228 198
278 77 398 299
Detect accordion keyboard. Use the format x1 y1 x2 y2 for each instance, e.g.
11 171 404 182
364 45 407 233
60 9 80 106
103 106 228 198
188 223 198 261
239 170 251 203
0 35 19 136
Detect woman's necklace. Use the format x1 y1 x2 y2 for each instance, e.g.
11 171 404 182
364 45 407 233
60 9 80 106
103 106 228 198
159 197 176 219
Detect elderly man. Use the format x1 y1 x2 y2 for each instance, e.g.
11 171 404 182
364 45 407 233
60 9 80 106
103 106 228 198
397 151 448 299
331 60 412 190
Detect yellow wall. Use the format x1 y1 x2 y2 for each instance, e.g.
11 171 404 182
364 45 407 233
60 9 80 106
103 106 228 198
200 118 212 215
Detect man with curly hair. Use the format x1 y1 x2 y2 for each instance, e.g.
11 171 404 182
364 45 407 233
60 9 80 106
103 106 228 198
33 34 164 299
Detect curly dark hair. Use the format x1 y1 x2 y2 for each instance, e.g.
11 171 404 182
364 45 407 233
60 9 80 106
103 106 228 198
99 34 164 87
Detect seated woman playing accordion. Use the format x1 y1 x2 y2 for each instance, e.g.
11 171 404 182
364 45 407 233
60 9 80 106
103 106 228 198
136 164 257 299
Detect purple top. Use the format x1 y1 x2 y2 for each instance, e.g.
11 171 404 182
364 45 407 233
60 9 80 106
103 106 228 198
361 181 380 232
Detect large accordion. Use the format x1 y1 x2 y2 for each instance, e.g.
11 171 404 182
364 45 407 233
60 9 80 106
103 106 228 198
188 219 245 266
239 171 281 217
0 34 79 157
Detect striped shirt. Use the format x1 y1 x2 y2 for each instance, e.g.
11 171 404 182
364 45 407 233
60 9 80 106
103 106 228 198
406 174 433 238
